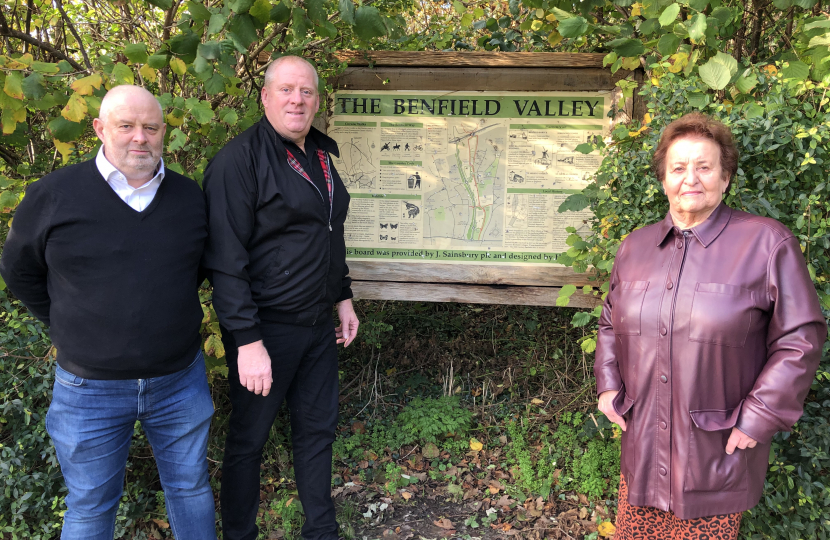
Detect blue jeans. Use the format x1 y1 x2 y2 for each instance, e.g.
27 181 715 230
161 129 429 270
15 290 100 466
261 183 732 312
46 352 216 540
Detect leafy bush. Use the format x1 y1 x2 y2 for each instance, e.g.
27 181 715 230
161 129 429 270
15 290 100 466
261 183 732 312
558 68 830 538
395 395 473 450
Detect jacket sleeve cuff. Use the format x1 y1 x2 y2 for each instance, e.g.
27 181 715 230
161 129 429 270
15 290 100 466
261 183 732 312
736 401 788 444
232 326 262 347
596 377 623 396
336 286 354 303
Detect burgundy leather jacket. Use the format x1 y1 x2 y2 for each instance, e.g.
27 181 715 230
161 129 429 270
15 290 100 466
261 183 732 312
595 203 827 519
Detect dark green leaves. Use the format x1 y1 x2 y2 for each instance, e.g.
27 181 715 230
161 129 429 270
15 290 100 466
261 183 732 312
354 6 387 41
305 0 326 23
607 38 645 57
227 0 254 13
168 31 201 64
339 0 355 25
657 33 680 55
124 43 149 64
198 41 222 60
558 193 590 212
22 73 46 100
186 1 212 23
227 14 258 49
146 0 173 9
48 116 87 142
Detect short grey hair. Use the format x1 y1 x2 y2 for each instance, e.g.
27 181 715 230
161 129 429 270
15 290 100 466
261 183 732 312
98 85 163 123
263 55 319 91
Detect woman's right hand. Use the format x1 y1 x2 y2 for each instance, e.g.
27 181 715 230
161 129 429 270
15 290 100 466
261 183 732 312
598 390 627 431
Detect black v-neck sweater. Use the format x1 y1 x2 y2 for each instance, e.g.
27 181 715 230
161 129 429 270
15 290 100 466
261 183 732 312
0 159 207 379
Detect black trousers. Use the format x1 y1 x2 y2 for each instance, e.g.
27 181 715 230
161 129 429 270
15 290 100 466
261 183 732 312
220 315 340 540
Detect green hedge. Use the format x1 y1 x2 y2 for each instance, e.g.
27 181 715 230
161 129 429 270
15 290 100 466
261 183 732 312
558 68 830 539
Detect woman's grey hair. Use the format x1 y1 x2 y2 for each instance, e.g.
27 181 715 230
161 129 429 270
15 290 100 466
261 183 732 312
263 56 319 91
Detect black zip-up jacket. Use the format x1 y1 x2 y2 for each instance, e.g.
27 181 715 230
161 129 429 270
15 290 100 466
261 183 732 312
203 118 352 346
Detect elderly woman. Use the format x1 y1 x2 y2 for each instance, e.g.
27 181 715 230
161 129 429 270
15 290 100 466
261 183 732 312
595 113 827 539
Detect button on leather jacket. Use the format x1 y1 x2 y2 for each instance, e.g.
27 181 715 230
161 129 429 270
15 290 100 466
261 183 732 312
594 202 827 519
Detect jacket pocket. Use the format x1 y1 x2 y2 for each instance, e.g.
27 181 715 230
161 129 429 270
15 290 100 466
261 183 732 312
611 281 649 336
612 387 635 418
260 245 284 284
684 405 748 493
689 282 755 347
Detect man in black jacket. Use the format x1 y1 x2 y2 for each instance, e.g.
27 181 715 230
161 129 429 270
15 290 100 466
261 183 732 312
203 56 359 540
0 86 215 539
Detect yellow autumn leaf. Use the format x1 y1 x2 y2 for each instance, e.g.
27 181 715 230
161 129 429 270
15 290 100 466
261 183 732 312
546 13 557 21
139 64 157 84
763 65 778 75
5 53 34 69
631 3 642 16
4 72 24 99
12 107 25 123
598 521 616 537
53 139 75 164
668 52 688 74
170 57 187 77
62 92 88 123
166 111 185 127
531 398 544 405
71 73 103 96
651 77 660 86
643 112 652 124
1 112 17 135
548 31 563 46
469 438 483 452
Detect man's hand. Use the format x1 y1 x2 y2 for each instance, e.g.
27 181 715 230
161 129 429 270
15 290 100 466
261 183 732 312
335 299 359 348
725 427 757 455
237 340 272 396
598 390 627 432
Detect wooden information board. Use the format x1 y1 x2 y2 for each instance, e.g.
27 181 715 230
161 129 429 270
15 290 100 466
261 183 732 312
322 52 631 309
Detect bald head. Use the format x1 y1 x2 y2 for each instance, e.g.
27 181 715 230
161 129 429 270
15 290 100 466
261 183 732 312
98 85 163 124
264 56 319 90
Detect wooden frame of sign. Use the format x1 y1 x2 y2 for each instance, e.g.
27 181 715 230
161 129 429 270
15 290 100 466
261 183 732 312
321 51 636 309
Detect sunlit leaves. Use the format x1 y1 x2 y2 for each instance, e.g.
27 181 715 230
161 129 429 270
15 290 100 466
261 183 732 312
61 93 88 122
658 3 680 26
687 13 707 42
170 57 187 76
139 64 158 84
3 72 24 99
735 70 758 93
70 73 103 96
110 63 135 86
249 0 272 24
698 51 737 89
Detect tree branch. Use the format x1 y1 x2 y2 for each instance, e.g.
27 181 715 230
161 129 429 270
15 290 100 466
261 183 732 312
0 15 86 70
54 0 92 69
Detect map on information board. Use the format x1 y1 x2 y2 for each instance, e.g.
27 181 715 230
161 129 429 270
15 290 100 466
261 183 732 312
328 91 609 265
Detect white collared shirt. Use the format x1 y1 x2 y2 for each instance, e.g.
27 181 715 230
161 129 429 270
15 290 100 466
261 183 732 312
95 145 165 211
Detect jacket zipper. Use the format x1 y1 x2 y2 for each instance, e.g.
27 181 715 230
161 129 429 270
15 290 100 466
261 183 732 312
666 229 690 509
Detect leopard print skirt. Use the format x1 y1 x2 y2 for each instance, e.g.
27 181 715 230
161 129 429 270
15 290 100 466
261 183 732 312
614 475 742 540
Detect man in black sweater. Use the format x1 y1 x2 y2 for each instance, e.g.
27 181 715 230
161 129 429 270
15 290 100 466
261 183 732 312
0 86 216 540
203 56 359 540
